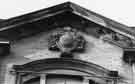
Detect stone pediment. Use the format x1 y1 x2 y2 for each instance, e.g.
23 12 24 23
0 2 134 48
0 2 126 73
12 58 119 84
13 58 110 77
0 2 133 84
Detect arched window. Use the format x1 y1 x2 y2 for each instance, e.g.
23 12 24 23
12 58 119 84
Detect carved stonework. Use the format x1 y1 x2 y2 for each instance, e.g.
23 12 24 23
48 26 86 57
97 28 134 48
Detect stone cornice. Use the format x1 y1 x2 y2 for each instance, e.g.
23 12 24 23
0 2 133 49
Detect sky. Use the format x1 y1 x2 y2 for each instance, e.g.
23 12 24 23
0 0 134 26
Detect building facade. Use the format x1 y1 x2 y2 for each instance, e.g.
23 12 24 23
0 2 135 84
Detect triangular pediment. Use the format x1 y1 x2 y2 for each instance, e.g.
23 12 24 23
0 2 134 48
0 3 131 84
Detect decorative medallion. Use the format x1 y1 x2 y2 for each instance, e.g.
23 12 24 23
48 26 86 58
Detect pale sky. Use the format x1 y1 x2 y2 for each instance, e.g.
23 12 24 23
0 0 135 26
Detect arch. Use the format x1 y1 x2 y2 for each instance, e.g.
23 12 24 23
13 58 109 77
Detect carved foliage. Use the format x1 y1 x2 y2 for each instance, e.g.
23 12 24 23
97 28 134 48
